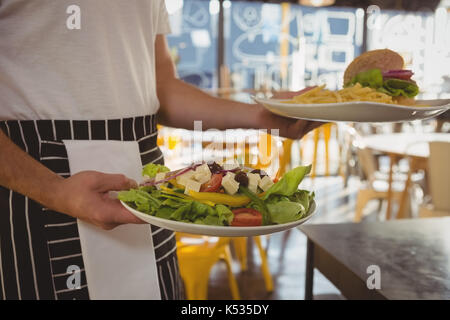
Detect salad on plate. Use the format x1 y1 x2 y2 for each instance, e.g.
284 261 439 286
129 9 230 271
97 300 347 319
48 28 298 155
118 162 315 227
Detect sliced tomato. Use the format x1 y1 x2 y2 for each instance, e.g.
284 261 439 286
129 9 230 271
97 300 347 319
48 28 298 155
231 208 263 227
200 174 222 192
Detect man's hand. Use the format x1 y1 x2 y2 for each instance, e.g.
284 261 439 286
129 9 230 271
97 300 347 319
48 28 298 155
56 171 145 230
0 131 144 231
255 88 325 140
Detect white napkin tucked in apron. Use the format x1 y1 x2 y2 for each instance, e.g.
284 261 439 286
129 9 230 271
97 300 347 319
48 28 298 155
63 140 161 300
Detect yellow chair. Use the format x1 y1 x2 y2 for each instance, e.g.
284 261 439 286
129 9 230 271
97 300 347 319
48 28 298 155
275 139 293 180
157 124 181 150
176 234 240 300
156 124 164 147
254 132 275 169
309 123 334 178
323 123 333 176
354 147 406 222
231 236 274 292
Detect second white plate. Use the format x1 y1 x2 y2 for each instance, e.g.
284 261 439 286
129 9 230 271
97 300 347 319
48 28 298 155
121 200 316 237
254 97 450 123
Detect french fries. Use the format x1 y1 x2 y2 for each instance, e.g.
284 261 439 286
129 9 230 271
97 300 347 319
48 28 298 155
285 83 396 105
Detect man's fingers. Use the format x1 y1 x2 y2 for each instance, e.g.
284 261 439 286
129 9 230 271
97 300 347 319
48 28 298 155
121 210 148 225
304 121 326 134
97 197 148 227
288 120 326 140
97 173 138 192
114 202 148 225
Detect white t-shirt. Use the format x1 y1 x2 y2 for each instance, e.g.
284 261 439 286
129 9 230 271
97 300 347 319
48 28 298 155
0 0 171 120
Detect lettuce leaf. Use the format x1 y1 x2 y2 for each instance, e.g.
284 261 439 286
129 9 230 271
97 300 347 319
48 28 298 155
267 201 306 224
191 201 216 220
169 202 193 221
117 188 161 214
346 69 383 88
262 165 311 201
289 190 315 214
264 190 314 224
142 163 169 178
161 198 185 209
195 215 221 226
119 186 234 226
155 207 175 220
169 201 215 222
346 68 419 98
379 78 419 98
215 204 234 226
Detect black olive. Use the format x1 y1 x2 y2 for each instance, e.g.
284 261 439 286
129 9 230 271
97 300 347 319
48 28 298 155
250 169 268 178
234 171 249 187
208 162 223 174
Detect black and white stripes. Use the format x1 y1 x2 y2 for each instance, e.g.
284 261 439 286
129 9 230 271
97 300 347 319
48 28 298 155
0 115 183 300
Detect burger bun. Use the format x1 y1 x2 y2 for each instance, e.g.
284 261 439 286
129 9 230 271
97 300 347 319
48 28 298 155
343 49 404 85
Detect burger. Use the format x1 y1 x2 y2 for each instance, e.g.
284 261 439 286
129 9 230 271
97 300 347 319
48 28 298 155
343 49 419 105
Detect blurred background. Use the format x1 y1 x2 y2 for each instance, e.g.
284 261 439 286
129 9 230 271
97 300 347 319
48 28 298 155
166 0 450 97
159 0 450 300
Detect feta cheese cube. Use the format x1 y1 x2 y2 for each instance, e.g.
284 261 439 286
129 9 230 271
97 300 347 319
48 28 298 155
221 174 239 195
247 173 261 193
154 172 166 183
259 175 274 192
224 172 236 180
247 173 261 185
223 164 237 171
195 173 211 184
195 163 211 176
194 164 211 184
176 176 189 187
248 181 258 194
176 170 195 186
154 172 167 189
184 179 202 195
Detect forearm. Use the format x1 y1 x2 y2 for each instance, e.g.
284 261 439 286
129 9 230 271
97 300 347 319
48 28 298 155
154 35 320 140
157 78 261 131
0 130 64 211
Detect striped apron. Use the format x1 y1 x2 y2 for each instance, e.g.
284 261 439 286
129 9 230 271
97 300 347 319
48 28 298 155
0 115 183 300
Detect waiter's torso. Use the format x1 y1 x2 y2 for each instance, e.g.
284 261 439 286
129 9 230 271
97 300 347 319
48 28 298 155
0 0 171 120
0 0 183 300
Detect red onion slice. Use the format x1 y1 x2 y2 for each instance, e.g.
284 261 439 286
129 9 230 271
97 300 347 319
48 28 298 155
140 163 204 187
382 70 413 80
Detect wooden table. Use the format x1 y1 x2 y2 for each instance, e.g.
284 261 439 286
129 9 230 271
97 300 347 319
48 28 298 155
300 218 450 300
361 133 450 219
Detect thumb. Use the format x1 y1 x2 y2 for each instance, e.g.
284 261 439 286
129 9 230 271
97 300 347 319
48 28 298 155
97 173 138 192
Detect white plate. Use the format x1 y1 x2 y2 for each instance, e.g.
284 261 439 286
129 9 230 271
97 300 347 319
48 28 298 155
254 97 450 123
121 200 316 237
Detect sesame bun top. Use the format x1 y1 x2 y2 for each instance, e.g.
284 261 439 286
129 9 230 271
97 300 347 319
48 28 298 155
343 49 404 85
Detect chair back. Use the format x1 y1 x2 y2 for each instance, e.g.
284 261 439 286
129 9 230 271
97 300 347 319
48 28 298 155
356 147 378 183
347 128 378 184
428 141 450 211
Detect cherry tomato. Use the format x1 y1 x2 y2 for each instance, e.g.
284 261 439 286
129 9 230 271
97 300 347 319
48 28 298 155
231 208 263 227
200 174 222 192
